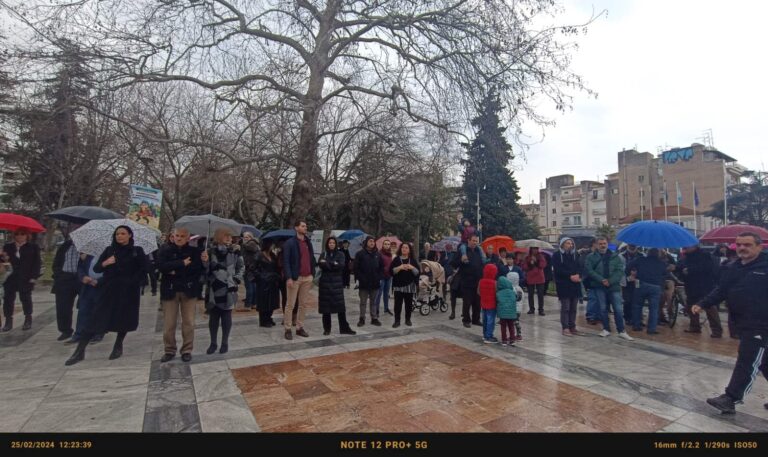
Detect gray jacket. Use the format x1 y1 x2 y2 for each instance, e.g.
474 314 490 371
205 245 244 311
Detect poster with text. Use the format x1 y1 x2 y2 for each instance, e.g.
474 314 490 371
126 184 162 231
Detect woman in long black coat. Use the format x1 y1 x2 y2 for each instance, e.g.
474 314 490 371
318 237 356 336
65 225 149 366
255 242 280 327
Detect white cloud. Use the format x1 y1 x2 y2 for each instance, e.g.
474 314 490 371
515 0 768 203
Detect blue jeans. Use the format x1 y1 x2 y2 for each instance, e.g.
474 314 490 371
482 309 497 340
586 288 600 321
595 289 625 333
245 280 257 307
632 282 661 332
374 277 392 312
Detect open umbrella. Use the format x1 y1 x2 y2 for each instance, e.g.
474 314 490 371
46 206 122 224
70 218 159 257
617 220 698 248
261 229 296 242
515 239 554 249
175 214 243 249
699 224 768 245
240 224 263 238
431 239 457 252
338 229 367 241
481 235 515 254
376 236 401 250
348 234 367 258
0 213 46 233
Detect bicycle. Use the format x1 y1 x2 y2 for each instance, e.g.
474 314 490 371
667 283 707 329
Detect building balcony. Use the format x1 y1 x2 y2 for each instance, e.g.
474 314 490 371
561 209 582 214
560 193 582 202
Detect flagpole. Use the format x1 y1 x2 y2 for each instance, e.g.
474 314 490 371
663 181 668 221
692 181 698 235
723 162 728 225
676 181 681 224
640 186 644 221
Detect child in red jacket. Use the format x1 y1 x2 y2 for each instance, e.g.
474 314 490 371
478 263 499 343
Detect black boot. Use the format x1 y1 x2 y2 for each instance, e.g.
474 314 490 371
22 315 32 330
109 341 123 360
65 340 88 366
1 317 12 332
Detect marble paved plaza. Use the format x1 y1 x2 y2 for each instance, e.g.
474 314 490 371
1 288 767 433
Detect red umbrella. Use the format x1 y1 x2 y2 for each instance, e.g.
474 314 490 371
699 225 768 245
0 213 46 233
481 235 515 254
376 236 401 250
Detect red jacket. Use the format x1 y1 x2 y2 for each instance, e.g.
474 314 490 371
523 252 547 285
478 263 498 310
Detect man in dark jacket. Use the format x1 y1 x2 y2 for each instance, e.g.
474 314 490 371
693 232 768 414
2 229 42 332
451 234 485 328
52 226 82 340
678 243 722 337
158 227 206 362
282 220 316 339
627 248 668 334
552 237 581 336
354 236 384 327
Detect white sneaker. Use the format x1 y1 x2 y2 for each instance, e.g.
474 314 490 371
599 329 611 337
618 332 634 341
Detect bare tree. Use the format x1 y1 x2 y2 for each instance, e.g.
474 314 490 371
12 0 596 223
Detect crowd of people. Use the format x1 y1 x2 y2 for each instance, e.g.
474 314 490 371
1 216 765 416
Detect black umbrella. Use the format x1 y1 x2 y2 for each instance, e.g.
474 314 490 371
46 206 124 224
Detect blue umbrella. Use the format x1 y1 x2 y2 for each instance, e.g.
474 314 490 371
338 229 366 241
261 229 296 242
617 220 698 248
241 224 262 238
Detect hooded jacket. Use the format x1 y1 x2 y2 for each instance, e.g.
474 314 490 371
354 237 384 289
496 275 518 319
698 252 768 332
552 237 582 299
478 263 498 310
507 271 524 304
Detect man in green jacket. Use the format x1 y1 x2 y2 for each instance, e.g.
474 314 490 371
585 237 634 341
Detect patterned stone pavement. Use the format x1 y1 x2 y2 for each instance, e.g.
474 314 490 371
1 288 766 433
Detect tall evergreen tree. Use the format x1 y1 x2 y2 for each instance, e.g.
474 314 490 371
461 90 538 239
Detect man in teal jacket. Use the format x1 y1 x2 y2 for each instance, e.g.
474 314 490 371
585 237 634 341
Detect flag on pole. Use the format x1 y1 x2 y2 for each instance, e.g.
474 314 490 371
694 182 700 207
676 181 683 204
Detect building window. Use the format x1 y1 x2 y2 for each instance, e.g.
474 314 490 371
592 190 599 199
612 188 619 195
574 215 582 225
552 221 556 227
594 218 600 225
638 175 645 183
563 217 570 225
659 198 664 206
552 209 556 214
640 205 646 213
551 195 556 202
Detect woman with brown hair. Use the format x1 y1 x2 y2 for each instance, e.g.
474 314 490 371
389 242 419 328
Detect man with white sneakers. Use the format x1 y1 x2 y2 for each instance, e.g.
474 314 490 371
585 237 634 341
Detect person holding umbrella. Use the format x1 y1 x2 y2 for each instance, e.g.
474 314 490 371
65 225 150 365
2 229 42 332
157 228 206 363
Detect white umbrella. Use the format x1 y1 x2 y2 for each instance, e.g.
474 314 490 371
515 239 555 249
70 219 160 257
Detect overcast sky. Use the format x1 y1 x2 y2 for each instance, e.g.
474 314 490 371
513 0 768 204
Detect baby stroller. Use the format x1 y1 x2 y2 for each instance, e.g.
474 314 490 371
415 260 447 315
